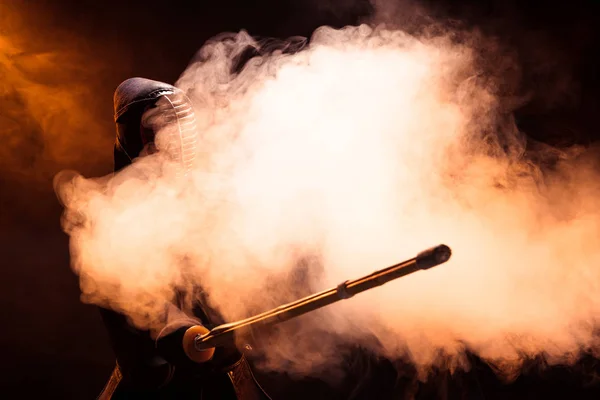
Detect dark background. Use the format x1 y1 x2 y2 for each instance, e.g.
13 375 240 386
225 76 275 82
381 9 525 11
2 0 600 398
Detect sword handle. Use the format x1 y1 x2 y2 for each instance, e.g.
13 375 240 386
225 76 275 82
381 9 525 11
182 325 215 363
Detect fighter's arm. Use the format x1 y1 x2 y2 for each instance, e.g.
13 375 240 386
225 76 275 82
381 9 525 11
98 306 176 390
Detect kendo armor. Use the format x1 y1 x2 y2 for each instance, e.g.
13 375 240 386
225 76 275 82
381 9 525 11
97 77 271 400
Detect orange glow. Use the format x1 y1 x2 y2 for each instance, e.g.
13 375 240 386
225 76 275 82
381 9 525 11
0 4 113 183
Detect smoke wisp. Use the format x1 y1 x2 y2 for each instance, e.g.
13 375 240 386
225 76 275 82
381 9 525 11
56 22 600 382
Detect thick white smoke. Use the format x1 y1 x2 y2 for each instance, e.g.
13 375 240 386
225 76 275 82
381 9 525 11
56 23 600 381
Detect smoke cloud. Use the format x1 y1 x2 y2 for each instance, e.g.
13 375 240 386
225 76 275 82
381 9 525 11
56 18 600 384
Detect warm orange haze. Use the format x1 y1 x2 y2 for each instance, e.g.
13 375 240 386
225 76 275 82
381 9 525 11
0 4 114 183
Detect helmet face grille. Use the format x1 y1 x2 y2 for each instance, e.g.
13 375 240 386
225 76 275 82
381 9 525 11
153 92 199 176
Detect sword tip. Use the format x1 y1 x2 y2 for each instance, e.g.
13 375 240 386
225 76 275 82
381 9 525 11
416 244 452 270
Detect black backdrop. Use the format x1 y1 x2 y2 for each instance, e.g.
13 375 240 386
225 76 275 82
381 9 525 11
2 0 600 398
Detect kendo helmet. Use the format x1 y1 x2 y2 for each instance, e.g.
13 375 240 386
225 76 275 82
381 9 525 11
113 77 198 175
